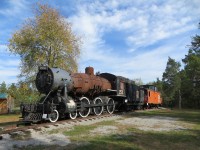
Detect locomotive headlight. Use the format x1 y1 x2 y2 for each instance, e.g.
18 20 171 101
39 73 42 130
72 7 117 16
125 99 128 103
39 66 48 71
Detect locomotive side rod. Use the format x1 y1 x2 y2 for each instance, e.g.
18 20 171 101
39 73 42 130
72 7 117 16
77 102 115 108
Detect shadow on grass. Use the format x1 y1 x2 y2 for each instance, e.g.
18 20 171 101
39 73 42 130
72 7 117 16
74 128 200 150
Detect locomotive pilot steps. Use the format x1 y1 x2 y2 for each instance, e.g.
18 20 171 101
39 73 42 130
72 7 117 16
20 66 162 123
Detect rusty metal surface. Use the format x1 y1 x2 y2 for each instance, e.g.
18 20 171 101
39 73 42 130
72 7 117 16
71 67 111 94
85 67 94 75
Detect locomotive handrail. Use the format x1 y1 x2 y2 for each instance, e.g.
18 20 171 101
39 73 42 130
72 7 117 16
40 90 52 104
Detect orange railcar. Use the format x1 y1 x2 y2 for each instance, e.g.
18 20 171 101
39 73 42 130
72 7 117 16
143 85 162 108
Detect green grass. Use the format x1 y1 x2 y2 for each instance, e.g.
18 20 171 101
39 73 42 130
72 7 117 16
66 109 200 150
0 113 20 128
0 113 20 120
63 120 116 141
64 125 96 137
125 128 200 150
14 109 200 150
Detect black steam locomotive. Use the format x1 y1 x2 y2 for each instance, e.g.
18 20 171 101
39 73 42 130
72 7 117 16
20 66 161 123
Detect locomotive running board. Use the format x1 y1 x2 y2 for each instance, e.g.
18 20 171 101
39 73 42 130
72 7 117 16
105 89 117 95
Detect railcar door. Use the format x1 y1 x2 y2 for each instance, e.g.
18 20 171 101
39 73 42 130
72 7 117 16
139 89 144 105
125 82 134 102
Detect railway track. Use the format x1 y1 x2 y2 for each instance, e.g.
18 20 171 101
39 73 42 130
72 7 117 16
0 107 165 139
0 113 119 137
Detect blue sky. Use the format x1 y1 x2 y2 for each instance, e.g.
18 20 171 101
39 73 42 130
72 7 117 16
0 0 200 85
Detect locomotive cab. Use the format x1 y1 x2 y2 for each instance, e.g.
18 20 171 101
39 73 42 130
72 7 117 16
99 73 143 111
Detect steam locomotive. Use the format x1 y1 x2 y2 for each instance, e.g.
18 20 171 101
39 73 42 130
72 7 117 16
20 66 162 123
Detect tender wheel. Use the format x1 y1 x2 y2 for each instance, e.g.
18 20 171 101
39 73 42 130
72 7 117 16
93 97 103 116
106 98 115 114
69 111 77 119
79 97 91 117
49 110 59 123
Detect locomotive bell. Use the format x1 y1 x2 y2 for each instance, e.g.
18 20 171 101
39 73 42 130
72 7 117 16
85 66 94 75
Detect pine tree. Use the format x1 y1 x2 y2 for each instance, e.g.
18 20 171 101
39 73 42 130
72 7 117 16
0 81 7 93
162 57 181 107
182 22 200 108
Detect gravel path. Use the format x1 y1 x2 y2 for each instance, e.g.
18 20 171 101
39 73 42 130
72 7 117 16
90 126 118 135
117 116 188 131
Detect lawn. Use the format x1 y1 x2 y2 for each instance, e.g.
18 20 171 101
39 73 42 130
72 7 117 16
0 113 20 129
17 109 200 150
0 113 20 123
66 109 200 150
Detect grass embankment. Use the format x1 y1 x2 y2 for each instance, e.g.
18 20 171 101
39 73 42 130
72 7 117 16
0 114 20 123
14 109 200 150
0 113 20 130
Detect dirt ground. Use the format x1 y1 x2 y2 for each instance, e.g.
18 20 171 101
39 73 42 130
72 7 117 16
0 110 194 150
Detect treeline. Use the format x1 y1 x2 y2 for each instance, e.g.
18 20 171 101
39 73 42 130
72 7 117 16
0 81 40 107
154 23 200 109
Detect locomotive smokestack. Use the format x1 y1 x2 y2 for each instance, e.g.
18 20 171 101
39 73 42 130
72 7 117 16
85 67 94 75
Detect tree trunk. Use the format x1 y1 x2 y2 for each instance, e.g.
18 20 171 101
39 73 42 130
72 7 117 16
179 89 182 109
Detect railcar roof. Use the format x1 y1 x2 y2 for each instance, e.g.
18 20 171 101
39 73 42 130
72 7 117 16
0 93 8 99
100 73 135 84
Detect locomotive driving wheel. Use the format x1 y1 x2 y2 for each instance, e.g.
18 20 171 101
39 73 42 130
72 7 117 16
69 111 77 119
79 97 91 117
93 97 103 116
49 110 59 123
106 98 115 114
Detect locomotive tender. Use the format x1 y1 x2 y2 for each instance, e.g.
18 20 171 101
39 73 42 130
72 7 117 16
20 66 162 123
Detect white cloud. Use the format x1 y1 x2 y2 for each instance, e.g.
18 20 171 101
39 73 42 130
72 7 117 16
68 0 199 83
0 44 8 53
0 67 20 84
0 0 28 17
0 0 199 84
0 44 20 84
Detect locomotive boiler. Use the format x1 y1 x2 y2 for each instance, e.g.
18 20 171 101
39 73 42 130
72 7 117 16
21 66 116 123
